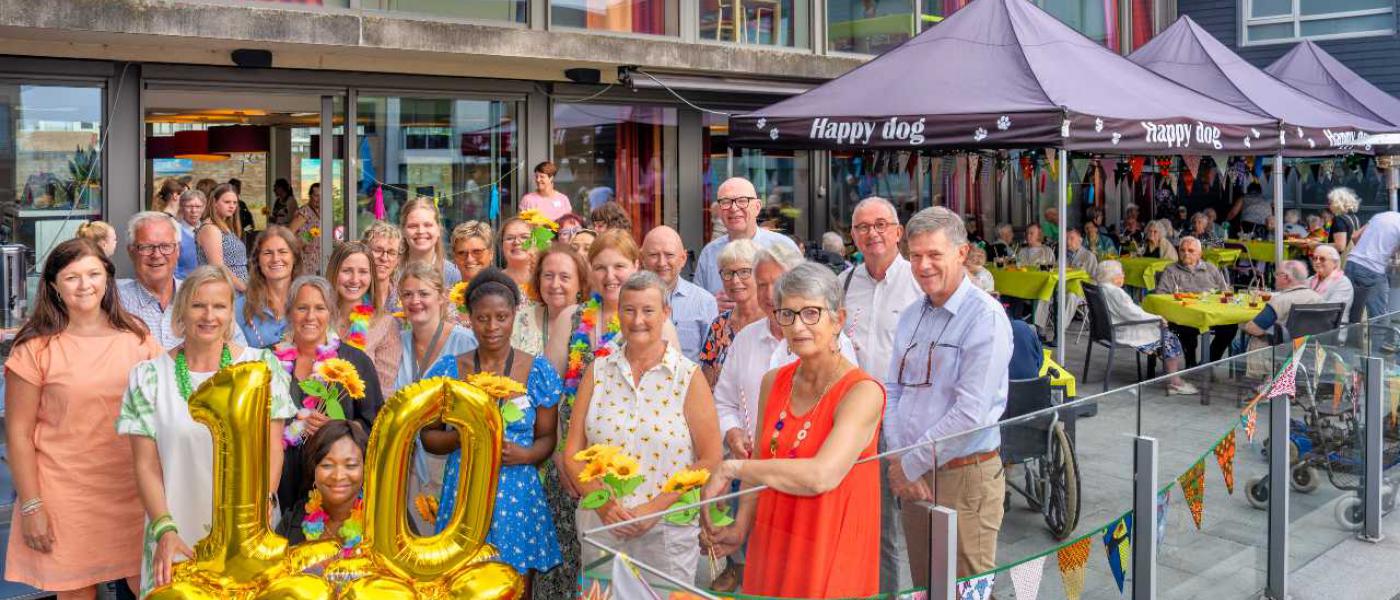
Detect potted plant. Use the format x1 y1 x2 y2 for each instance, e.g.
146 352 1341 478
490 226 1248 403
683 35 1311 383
66 145 100 209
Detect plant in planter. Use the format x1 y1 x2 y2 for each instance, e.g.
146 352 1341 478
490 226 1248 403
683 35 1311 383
66 145 100 208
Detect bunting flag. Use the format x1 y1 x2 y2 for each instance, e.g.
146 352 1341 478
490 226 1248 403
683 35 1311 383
907 151 920 176
609 554 662 600
1178 459 1207 530
1310 163 1322 182
1057 537 1092 600
1214 432 1237 495
1183 154 1201 178
1021 155 1034 182
1242 406 1258 442
1182 169 1195 194
1156 489 1170 548
1045 148 1058 181
957 573 995 600
1267 339 1307 399
487 184 500 222
1129 156 1145 183
372 185 385 221
1010 556 1046 600
1332 356 1347 412
1102 513 1133 593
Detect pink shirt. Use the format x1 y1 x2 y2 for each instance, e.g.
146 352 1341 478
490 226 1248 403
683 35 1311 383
519 191 571 221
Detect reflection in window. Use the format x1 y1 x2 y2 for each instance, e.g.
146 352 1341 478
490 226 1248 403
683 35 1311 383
355 97 517 239
362 0 526 22
827 0 915 54
699 0 808 47
552 103 677 240
703 114 809 241
0 84 103 275
919 0 1154 52
1245 0 1394 44
552 0 676 34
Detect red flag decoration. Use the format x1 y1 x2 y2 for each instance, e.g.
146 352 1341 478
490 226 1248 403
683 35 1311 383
1021 155 1034 182
1058 536 1092 600
1129 156 1145 183
1178 460 1206 529
1214 431 1237 495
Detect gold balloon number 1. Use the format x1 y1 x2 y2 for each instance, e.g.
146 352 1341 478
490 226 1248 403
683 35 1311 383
149 363 524 600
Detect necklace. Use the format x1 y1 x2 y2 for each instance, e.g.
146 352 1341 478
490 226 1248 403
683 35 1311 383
410 319 448 381
563 294 620 406
175 345 233 401
302 489 364 558
768 363 843 459
344 303 373 350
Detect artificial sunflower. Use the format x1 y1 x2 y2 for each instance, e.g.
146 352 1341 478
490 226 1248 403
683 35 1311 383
573 443 621 464
448 281 469 311
317 358 366 399
466 371 525 399
662 468 710 494
606 453 642 479
578 459 608 483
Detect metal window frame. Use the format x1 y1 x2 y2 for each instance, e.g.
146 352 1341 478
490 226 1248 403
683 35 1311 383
1240 0 1396 46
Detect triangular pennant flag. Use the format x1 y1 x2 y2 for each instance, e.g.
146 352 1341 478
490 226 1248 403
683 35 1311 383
487 184 500 222
1058 537 1092 600
957 573 995 600
1010 556 1046 600
1178 459 1207 529
1045 148 1058 181
610 553 663 600
1102 513 1133 593
1156 488 1170 549
1183 154 1201 178
1130 156 1145 183
1214 431 1237 495
1242 406 1258 442
1267 340 1307 399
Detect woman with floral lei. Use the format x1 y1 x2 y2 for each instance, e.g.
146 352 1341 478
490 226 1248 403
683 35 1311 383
119 265 296 597
421 267 563 596
326 241 402 395
277 420 368 561
272 276 384 510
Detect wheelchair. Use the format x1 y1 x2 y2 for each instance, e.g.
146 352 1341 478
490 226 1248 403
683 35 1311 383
1000 376 1082 540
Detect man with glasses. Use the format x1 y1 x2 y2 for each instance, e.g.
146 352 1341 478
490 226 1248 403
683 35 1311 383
643 226 718 361
841 196 923 592
694 177 801 300
117 211 246 348
885 206 1011 582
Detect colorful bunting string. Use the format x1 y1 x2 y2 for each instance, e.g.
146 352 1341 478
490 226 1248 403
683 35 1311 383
1178 460 1206 530
957 573 995 600
1009 557 1046 600
1102 513 1133 593
1058 536 1092 600
1214 431 1237 495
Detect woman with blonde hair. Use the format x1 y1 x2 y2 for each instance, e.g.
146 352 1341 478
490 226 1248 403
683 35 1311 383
363 221 405 312
400 197 461 286
197 182 249 291
1315 186 1362 256
75 220 117 257
326 241 401 394
450 220 494 285
498 216 535 292
234 226 300 348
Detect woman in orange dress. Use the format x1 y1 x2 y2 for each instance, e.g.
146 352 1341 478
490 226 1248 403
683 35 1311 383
701 262 885 599
4 238 161 598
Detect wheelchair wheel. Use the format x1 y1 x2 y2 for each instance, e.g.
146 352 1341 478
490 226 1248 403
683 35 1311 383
1334 496 1363 530
1024 464 1045 512
1041 422 1081 540
1291 465 1320 493
1246 476 1269 510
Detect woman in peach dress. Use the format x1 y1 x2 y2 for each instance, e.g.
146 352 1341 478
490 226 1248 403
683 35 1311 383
4 238 161 598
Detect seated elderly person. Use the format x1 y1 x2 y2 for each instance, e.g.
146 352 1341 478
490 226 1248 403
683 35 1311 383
1306 245 1353 322
1015 223 1055 267
1155 236 1233 367
1066 229 1097 276
1139 220 1178 261
988 223 1016 265
1188 212 1224 248
1096 261 1197 394
966 246 996 295
1084 221 1117 255
1234 260 1323 377
1282 209 1308 238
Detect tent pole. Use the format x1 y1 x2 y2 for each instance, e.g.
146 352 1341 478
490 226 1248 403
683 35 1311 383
1389 166 1397 213
1057 148 1068 366
1274 153 1285 269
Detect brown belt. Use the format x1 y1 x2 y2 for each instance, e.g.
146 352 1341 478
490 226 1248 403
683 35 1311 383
941 449 1001 470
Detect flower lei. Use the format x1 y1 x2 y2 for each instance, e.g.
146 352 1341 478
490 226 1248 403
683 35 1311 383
302 489 364 558
344 304 373 350
274 336 367 447
564 293 620 408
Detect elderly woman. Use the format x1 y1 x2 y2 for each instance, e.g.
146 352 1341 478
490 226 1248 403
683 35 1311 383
1307 245 1354 321
698 239 765 387
499 217 536 293
1189 212 1223 248
515 243 588 357
6 239 160 599
450 220 494 286
1155 236 1233 367
422 268 563 592
401 197 462 286
1140 220 1179 261
1315 186 1362 256
987 223 1015 265
119 265 295 596
273 275 385 511
277 420 368 555
326 242 401 390
364 221 405 314
1095 261 1197 394
235 226 301 348
564 271 723 583
702 262 885 597
1015 223 1055 267
966 245 996 295
1282 209 1308 238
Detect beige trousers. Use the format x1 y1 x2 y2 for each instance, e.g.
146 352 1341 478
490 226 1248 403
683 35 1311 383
900 458 1006 582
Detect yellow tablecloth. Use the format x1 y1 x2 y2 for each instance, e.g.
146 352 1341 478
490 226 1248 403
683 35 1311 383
1041 350 1076 398
1141 293 1265 332
1226 239 1303 264
1204 248 1242 267
988 268 1093 301
1115 257 1173 290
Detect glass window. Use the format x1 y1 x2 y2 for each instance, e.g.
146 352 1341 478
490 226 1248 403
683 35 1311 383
552 103 677 241
0 83 103 276
355 97 518 239
1300 0 1390 15
827 0 915 54
1247 22 1296 41
702 114 810 241
699 0 809 47
552 0 677 35
1300 13 1393 36
1245 0 1394 43
362 0 526 22
1250 0 1291 17
920 0 1136 52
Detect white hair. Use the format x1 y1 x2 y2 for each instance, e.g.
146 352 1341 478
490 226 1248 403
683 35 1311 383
1312 244 1341 264
1095 260 1123 284
718 238 760 269
754 242 805 272
1327 187 1360 214
852 196 899 222
774 262 844 313
127 210 179 242
1279 260 1309 283
821 232 846 256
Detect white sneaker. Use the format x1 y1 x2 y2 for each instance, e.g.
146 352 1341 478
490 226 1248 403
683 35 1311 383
1168 382 1200 395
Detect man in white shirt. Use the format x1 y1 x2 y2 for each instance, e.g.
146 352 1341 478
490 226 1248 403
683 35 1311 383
694 177 801 300
840 196 922 593
1345 211 1400 326
642 226 718 361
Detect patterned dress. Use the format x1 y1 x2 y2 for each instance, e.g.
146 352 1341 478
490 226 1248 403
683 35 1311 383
196 223 248 282
429 355 563 572
697 309 737 381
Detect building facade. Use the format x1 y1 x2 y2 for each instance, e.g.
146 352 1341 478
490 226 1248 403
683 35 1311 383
0 0 1168 278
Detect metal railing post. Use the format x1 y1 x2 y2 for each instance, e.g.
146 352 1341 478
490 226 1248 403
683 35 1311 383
1364 356 1385 542
923 502 958 600
1266 393 1289 600
1133 436 1158 600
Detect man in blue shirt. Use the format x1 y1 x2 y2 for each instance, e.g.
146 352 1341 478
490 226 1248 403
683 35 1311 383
642 226 717 361
693 177 801 302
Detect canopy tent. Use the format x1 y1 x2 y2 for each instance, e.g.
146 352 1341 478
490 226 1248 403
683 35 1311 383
728 0 1275 154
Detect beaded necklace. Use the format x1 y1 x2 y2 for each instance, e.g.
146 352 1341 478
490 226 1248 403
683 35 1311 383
175 345 234 400
563 293 620 407
768 365 841 459
301 489 364 558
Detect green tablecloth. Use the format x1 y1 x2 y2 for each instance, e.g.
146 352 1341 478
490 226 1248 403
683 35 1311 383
1115 257 1173 290
1141 293 1265 332
1225 239 1303 264
1204 248 1242 267
988 268 1092 301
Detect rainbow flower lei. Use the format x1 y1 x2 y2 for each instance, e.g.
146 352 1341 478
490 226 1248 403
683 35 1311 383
302 489 364 558
564 293 620 408
344 304 373 350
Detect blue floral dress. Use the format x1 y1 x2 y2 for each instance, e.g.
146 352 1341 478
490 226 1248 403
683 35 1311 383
426 354 564 572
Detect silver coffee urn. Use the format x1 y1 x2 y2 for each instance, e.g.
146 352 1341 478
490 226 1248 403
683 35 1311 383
0 244 28 328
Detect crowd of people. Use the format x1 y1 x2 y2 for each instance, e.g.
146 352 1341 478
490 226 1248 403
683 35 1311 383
12 158 1400 600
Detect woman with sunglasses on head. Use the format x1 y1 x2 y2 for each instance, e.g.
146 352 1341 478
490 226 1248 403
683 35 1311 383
700 262 884 598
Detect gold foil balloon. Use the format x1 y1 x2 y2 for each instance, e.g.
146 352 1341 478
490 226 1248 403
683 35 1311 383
348 376 523 599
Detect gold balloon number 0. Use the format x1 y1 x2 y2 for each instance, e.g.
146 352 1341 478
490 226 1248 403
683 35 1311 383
148 363 524 600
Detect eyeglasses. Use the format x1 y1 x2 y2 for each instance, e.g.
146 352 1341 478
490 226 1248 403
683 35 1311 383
457 248 490 261
774 306 826 326
853 220 894 236
716 196 756 210
720 267 754 281
371 248 401 258
897 304 956 388
134 243 177 256
503 235 530 245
